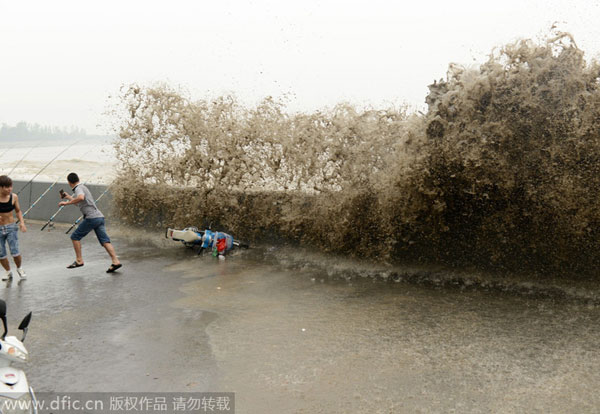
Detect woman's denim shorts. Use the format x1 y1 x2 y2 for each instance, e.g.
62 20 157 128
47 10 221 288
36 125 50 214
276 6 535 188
0 223 20 259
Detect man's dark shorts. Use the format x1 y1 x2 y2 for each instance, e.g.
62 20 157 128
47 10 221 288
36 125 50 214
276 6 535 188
70 217 111 245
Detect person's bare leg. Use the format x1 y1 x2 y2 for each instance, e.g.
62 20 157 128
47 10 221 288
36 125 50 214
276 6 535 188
0 258 9 272
102 242 120 265
72 240 83 264
13 255 21 268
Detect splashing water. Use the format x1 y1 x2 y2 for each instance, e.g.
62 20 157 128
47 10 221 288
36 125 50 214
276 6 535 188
112 31 600 277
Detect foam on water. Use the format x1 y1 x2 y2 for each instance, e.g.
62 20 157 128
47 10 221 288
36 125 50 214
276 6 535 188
0 140 116 184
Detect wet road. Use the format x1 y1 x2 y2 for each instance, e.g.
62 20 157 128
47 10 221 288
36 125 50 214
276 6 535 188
3 222 600 413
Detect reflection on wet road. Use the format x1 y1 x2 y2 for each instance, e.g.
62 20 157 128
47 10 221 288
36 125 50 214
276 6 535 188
3 222 600 413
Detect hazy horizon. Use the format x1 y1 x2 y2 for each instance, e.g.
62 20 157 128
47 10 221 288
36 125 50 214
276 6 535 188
1 0 599 135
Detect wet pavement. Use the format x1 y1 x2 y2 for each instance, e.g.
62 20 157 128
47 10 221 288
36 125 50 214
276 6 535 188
3 221 600 413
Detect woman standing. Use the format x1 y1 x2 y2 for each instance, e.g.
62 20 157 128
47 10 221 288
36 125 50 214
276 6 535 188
0 175 27 280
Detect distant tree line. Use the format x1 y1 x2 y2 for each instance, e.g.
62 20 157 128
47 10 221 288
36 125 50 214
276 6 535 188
0 122 111 141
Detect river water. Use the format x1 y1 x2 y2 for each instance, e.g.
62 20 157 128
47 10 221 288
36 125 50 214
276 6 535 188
167 244 600 413
1 222 598 413
0 138 115 184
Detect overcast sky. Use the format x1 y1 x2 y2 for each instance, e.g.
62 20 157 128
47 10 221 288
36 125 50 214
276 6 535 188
1 0 599 135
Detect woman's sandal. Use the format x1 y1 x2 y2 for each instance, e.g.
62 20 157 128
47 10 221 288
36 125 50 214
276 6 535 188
106 263 122 273
67 261 84 269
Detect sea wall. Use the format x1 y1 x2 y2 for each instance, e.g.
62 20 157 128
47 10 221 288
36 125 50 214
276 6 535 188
13 180 111 223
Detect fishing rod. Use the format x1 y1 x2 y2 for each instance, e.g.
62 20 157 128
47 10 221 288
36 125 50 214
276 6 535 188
65 186 112 234
40 165 102 230
40 204 64 231
16 140 80 196
6 147 35 176
17 146 97 223
19 179 60 220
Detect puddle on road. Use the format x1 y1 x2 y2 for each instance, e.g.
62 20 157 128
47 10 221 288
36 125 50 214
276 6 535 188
166 251 600 413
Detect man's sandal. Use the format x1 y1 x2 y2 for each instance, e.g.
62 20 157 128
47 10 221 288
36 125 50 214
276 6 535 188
106 263 122 273
67 261 84 269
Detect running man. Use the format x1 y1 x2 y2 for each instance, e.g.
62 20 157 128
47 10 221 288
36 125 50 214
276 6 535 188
59 172 122 273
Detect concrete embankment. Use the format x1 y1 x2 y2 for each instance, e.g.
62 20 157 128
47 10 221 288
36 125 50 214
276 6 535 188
13 180 110 223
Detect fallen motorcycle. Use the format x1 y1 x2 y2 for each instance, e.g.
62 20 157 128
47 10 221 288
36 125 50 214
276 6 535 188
165 227 249 259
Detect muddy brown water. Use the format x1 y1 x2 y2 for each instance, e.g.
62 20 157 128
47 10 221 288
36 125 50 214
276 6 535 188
2 222 600 413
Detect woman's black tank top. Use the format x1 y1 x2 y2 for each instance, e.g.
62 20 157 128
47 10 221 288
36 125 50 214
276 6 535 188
0 193 15 213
